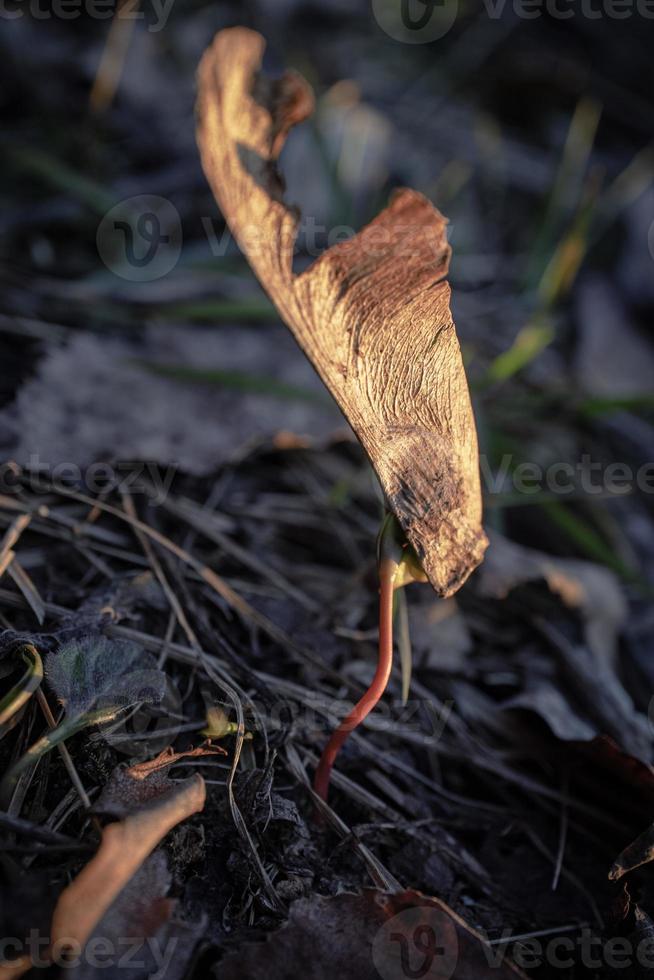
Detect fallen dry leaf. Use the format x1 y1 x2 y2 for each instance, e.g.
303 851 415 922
196 27 487 597
478 535 648 757
502 682 597 742
96 743 225 818
213 888 527 979
0 750 208 978
477 530 626 664
0 957 31 980
49 771 205 955
66 851 205 980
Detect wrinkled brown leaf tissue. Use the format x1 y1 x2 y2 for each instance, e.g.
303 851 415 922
196 27 488 598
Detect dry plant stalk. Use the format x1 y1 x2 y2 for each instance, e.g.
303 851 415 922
196 28 487 598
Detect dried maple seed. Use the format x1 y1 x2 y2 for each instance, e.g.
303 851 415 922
196 28 487 599
196 28 488 804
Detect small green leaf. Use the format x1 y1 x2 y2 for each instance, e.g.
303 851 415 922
0 636 166 807
131 360 328 405
46 634 165 718
0 644 43 738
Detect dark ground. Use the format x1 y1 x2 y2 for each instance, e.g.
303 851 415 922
1 2 654 978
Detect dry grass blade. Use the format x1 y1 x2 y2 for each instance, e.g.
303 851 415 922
0 550 15 579
0 514 30 564
7 477 332 678
120 491 202 654
0 644 43 735
110 494 283 910
0 515 31 590
7 559 45 624
196 27 487 596
89 0 139 113
284 744 400 892
152 487 320 613
199 651 285 912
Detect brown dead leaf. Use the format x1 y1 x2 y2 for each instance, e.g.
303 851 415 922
196 28 487 597
97 743 224 818
67 851 205 980
0 957 31 980
49 771 205 955
0 752 207 978
213 888 526 979
502 682 597 742
477 531 626 664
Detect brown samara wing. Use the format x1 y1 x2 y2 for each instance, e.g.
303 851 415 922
196 28 487 596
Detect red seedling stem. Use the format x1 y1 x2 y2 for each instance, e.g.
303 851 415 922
313 555 398 803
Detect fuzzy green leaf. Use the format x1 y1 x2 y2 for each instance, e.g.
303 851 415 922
46 634 165 719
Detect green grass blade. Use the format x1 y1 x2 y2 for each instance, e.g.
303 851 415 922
0 645 44 737
133 360 329 405
485 318 555 384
